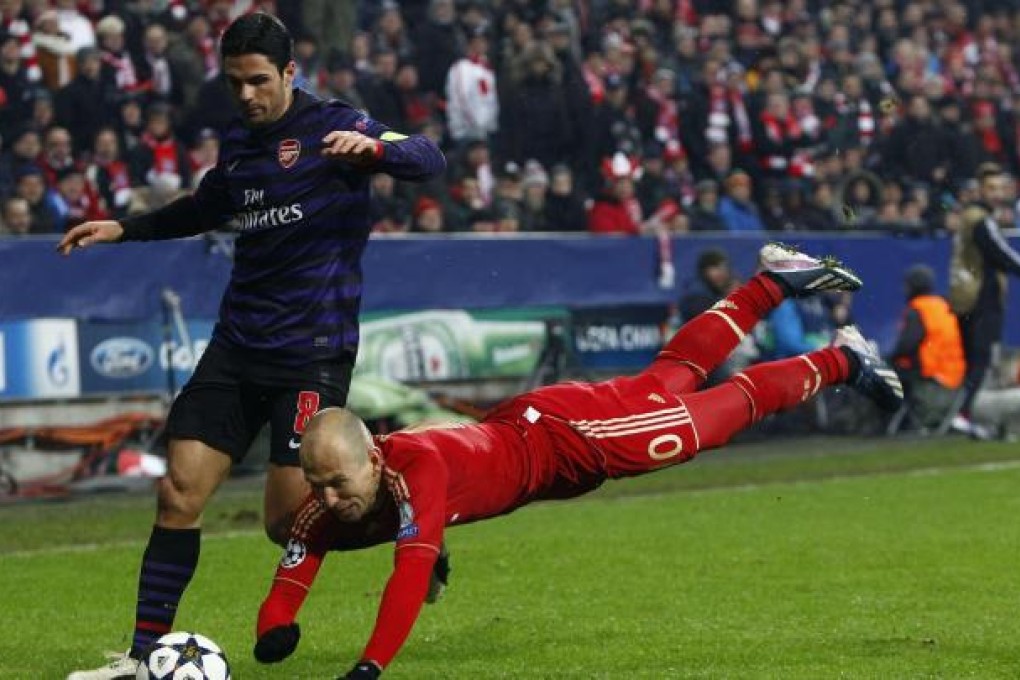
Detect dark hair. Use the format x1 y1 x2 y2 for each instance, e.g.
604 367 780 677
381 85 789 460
220 12 293 72
697 248 728 271
904 264 935 297
977 162 1004 182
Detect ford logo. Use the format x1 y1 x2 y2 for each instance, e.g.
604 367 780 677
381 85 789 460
90 337 154 378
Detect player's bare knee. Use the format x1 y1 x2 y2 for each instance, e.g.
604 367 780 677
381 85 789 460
155 475 206 526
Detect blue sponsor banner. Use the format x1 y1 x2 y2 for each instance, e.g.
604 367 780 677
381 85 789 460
4 234 1020 353
76 320 215 397
0 319 80 400
570 305 669 372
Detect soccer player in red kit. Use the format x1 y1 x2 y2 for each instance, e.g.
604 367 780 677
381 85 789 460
254 243 903 679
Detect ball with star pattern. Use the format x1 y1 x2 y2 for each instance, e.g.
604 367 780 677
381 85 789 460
136 632 231 680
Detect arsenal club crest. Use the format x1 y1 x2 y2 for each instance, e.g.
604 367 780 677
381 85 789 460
278 138 301 169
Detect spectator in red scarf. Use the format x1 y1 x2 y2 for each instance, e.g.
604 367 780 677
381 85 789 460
187 127 218 189
95 15 139 93
164 14 216 113
85 126 132 218
0 0 41 85
755 91 809 181
36 125 74 186
588 152 642 235
185 13 219 81
590 72 643 174
635 67 679 149
136 23 183 106
394 60 434 132
54 165 107 228
128 102 190 203
972 99 1007 166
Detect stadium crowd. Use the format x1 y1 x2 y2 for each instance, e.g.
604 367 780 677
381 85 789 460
2 0 1020 236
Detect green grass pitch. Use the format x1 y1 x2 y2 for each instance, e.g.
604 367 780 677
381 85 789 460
2 437 1019 678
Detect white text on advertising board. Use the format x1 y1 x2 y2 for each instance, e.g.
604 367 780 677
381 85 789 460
574 324 663 353
160 340 210 372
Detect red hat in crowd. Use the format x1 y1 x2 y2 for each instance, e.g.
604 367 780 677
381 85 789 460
654 199 681 222
413 196 441 218
972 100 996 119
663 139 687 162
601 152 642 180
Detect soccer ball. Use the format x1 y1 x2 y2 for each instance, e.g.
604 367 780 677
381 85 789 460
136 632 231 680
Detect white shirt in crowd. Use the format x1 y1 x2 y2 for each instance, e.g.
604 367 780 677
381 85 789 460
445 57 498 143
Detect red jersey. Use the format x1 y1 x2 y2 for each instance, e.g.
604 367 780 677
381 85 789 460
261 372 703 670
383 371 699 540
257 272 849 673
380 415 595 550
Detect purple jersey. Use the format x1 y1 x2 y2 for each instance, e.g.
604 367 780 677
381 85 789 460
187 89 445 364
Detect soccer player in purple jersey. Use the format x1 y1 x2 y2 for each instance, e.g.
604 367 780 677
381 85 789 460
59 13 446 680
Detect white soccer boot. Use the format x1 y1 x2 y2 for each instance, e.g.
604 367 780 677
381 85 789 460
833 325 904 412
66 651 139 680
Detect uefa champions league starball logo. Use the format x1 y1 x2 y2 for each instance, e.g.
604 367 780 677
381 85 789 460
281 539 307 569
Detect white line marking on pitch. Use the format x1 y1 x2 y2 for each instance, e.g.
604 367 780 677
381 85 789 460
2 529 261 559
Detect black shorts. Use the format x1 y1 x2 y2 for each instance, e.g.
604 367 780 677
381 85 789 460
165 339 354 465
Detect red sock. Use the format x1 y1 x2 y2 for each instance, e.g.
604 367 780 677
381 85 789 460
682 347 850 451
731 347 849 423
649 274 785 392
257 494 337 637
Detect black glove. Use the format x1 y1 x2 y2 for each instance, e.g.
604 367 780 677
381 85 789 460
426 543 451 604
253 623 301 663
340 661 382 679
434 544 451 585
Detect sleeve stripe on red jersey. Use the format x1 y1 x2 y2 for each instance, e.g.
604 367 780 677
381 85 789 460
272 576 312 591
395 542 441 553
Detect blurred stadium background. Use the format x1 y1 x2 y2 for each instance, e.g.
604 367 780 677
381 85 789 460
3 0 1020 677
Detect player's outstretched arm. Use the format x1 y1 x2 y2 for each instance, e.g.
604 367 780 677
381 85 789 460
254 539 327 663
344 547 438 678
255 493 339 663
56 220 124 255
320 128 446 182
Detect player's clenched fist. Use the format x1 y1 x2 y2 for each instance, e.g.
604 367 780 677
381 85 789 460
56 220 124 256
321 130 382 165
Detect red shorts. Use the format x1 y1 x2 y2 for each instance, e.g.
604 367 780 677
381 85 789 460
487 371 701 482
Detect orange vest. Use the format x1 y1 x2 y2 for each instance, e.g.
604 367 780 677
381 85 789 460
910 295 965 389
